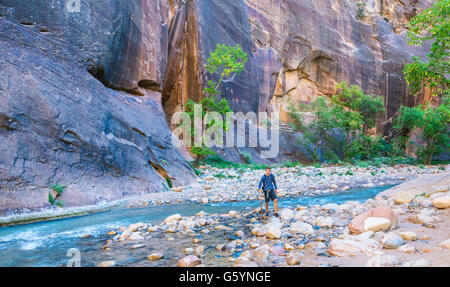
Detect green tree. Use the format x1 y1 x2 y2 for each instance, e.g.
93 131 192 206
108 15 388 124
331 104 363 161
288 97 337 163
184 44 248 165
404 0 449 97
394 103 449 165
334 82 385 133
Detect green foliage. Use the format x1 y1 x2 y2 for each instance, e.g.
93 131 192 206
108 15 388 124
204 44 248 93
187 161 201 176
184 44 248 165
48 193 55 205
334 82 385 133
394 102 450 164
288 82 386 163
288 96 337 163
404 0 449 97
356 1 366 20
52 185 65 196
240 151 252 164
166 178 173 189
49 185 65 207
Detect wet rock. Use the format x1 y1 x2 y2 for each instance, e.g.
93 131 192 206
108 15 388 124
184 248 194 254
214 225 232 231
128 223 144 232
321 203 339 212
178 255 201 267
285 252 301 265
195 245 205 256
315 217 333 228
279 208 294 220
128 232 144 241
148 253 164 261
267 225 281 239
164 214 182 224
251 227 266 237
289 222 315 236
216 244 226 251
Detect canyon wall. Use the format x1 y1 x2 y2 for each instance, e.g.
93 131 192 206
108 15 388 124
0 0 433 213
0 0 195 214
163 0 432 130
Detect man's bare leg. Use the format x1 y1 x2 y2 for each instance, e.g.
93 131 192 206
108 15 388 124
265 201 269 214
274 199 278 214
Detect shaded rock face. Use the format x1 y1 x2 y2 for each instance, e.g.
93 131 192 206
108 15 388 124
0 0 168 94
0 0 434 212
162 0 432 132
0 1 195 214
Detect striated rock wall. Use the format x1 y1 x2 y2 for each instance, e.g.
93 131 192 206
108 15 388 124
0 0 195 214
162 0 433 132
0 0 435 213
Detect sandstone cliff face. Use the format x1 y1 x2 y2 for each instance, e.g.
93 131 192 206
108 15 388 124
0 0 434 213
162 0 432 131
0 0 195 214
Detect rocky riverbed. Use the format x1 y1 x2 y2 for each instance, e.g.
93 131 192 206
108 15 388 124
127 164 445 207
95 164 449 267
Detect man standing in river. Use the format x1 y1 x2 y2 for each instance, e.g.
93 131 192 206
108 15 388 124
258 167 279 217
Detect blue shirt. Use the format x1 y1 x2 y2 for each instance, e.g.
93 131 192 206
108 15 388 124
258 173 278 191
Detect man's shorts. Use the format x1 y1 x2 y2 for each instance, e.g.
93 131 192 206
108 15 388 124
263 189 277 202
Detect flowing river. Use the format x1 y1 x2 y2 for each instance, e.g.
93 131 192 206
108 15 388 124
0 185 395 267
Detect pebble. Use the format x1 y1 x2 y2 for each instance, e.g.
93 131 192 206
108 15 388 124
400 231 417 241
381 233 404 249
148 253 164 261
98 260 116 267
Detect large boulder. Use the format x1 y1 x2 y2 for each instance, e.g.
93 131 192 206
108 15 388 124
177 255 202 267
432 197 450 209
348 206 398 234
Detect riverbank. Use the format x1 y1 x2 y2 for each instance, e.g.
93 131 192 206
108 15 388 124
96 165 449 267
128 164 446 207
0 164 446 227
